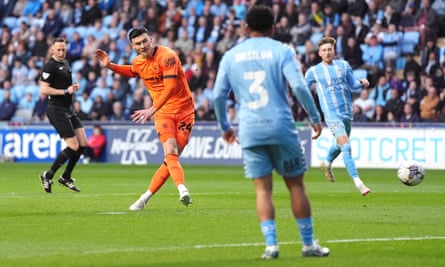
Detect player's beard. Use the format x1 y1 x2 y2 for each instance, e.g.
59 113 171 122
139 47 152 58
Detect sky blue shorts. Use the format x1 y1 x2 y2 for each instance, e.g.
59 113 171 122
326 118 352 138
242 142 307 179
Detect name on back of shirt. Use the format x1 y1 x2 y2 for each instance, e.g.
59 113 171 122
235 50 273 62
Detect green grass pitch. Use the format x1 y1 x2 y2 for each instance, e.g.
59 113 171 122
0 163 444 267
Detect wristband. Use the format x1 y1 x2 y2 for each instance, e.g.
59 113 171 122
64 89 69 95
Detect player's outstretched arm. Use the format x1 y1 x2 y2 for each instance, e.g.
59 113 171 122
95 49 111 68
95 49 137 78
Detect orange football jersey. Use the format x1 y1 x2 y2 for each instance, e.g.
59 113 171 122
131 46 194 114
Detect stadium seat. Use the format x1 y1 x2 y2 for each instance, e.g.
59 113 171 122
296 45 306 55
310 32 324 46
11 108 32 123
395 57 406 71
102 15 113 27
353 69 368 80
2 17 17 29
400 31 420 54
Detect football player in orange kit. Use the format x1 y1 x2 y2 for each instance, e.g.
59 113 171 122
95 27 194 210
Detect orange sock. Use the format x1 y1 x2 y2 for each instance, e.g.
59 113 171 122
148 162 170 194
165 153 185 186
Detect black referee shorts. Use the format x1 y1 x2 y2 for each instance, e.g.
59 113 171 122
47 105 83 138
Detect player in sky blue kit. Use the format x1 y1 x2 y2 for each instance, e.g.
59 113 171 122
213 5 329 260
305 36 371 196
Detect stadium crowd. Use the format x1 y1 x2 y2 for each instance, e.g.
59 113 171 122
2 0 445 124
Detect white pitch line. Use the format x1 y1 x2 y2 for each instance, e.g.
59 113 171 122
4 236 445 259
76 236 445 255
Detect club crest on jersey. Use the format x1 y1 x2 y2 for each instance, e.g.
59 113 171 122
152 64 159 73
165 57 176 68
335 66 342 76
42 72 50 79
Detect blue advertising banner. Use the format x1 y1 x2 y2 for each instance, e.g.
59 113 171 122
0 124 313 166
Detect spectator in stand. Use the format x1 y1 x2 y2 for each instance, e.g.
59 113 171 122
431 0 445 36
399 3 417 32
73 100 89 121
360 34 384 87
352 16 369 45
322 3 340 31
109 101 128 121
353 89 376 121
90 78 111 103
381 4 401 27
339 12 355 39
16 21 31 43
400 102 421 123
352 104 369 122
59 2 74 26
144 7 161 34
32 93 49 121
210 0 228 19
82 0 103 26
403 54 422 82
42 9 64 38
420 37 441 68
175 30 195 55
372 105 387 123
419 86 440 122
188 64 207 92
129 88 145 116
78 91 94 115
31 30 49 61
273 16 292 44
363 0 384 27
378 23 402 68
385 67 404 95
11 58 29 87
403 80 422 113
414 0 438 46
370 74 391 107
348 0 369 19
384 88 405 121
343 37 363 70
0 90 17 121
422 50 441 77
81 35 100 60
307 1 323 32
89 95 108 121
83 125 106 163
290 13 312 47
67 31 84 62
231 0 246 20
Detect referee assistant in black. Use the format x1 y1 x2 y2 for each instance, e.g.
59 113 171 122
39 38 88 193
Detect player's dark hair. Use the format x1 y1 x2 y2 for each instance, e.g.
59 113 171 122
318 37 336 47
246 5 274 33
127 27 149 42
52 37 67 44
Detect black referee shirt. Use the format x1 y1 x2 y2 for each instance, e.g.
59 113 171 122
40 57 73 107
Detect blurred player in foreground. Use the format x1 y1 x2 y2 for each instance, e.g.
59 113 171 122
39 38 88 193
95 27 194 209
305 36 371 196
213 5 329 260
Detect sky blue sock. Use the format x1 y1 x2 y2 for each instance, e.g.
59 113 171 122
341 143 359 179
260 220 277 246
297 217 313 246
327 144 341 163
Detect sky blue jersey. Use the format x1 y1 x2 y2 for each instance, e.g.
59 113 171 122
305 60 363 122
213 37 321 148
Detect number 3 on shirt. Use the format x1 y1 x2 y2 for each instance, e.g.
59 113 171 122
244 71 269 110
